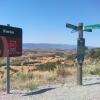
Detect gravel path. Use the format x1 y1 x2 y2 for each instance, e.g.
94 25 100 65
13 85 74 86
1 75 100 100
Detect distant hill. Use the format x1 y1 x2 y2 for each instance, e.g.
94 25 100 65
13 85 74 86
23 43 76 50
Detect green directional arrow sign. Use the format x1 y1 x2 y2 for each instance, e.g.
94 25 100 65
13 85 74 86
84 24 100 29
71 29 77 33
66 23 78 30
67 23 100 33
71 28 92 33
84 29 92 32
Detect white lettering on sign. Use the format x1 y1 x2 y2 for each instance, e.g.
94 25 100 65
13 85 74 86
3 29 15 34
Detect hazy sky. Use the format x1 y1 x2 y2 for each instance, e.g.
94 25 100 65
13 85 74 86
0 0 100 47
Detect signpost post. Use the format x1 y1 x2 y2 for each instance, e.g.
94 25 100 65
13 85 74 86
66 22 92 85
6 24 10 94
0 24 22 94
6 56 10 94
77 23 84 85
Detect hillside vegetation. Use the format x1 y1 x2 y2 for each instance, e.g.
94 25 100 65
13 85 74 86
0 48 100 91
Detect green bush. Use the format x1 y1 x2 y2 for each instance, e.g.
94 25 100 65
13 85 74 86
66 53 76 60
87 48 100 59
11 59 21 66
90 67 100 75
0 59 6 66
94 48 100 59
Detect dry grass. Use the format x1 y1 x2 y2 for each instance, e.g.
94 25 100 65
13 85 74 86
54 65 72 77
0 64 73 91
83 62 100 76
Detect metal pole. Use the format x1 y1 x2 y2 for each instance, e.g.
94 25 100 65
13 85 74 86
6 57 10 94
6 24 10 94
77 23 83 85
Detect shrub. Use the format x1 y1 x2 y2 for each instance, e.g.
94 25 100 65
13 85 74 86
49 53 64 57
94 48 100 59
66 53 76 60
11 59 21 66
55 65 71 77
0 59 6 66
87 48 100 59
36 62 61 71
90 67 100 75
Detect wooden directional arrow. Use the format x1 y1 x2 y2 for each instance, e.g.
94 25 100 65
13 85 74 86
84 29 92 32
66 23 78 30
71 29 77 33
66 23 97 33
71 27 92 33
84 24 100 29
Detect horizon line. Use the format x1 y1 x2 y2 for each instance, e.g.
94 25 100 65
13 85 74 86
22 43 99 48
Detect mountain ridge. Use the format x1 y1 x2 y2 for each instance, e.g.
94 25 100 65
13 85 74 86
23 43 76 50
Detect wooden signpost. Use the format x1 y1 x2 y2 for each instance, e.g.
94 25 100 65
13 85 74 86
66 22 92 85
0 24 22 94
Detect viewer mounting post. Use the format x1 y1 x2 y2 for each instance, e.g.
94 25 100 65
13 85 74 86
66 22 92 85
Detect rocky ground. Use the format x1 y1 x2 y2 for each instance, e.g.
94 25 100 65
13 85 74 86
1 75 100 100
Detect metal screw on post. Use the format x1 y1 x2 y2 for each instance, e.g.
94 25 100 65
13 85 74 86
6 24 10 94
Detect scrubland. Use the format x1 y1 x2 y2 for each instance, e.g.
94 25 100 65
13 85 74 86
0 48 100 92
